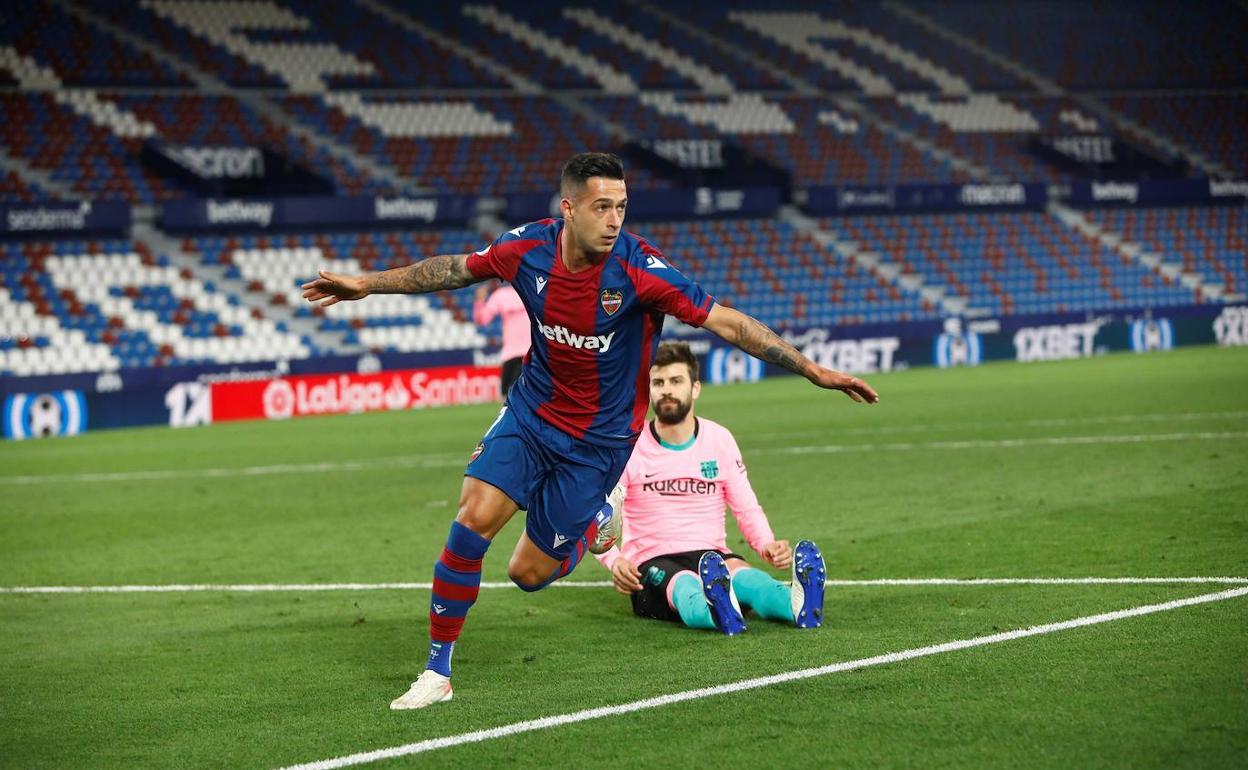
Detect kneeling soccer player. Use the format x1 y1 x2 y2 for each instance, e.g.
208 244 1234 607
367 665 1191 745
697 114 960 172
594 341 826 634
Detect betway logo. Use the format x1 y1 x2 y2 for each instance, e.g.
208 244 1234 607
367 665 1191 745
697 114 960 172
1209 180 1248 198
537 322 615 352
207 199 273 227
1090 182 1138 203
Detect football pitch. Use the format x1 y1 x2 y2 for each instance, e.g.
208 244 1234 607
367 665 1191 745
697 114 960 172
2 345 1246 769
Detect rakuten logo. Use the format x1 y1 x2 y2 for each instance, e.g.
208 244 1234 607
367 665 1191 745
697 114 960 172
538 323 615 352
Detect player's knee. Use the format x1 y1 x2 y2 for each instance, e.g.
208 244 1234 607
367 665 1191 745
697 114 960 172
507 561 547 592
454 486 512 539
508 569 545 592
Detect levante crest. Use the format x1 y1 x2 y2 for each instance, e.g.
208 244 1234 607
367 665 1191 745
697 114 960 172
600 289 623 316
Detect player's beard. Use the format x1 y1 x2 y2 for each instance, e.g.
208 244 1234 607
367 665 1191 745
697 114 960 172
653 396 692 425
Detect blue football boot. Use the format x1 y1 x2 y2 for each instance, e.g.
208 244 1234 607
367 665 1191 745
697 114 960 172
698 551 746 636
790 540 826 628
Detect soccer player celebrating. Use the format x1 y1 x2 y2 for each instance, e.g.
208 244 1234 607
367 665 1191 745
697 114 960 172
301 153 878 710
594 341 826 635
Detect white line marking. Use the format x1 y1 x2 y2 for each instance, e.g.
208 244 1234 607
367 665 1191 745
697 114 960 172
4 577 1246 594
3 430 1245 486
776 431 1248 455
0 454 465 486
275 586 1248 770
748 409 1248 440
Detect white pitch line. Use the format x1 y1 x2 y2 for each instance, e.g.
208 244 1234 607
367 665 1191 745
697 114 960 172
777 431 1248 455
749 409 1248 440
276 586 1248 770
4 576 1246 594
3 429 1246 486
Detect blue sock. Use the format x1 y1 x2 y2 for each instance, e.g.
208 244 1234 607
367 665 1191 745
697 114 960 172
427 521 491 677
670 572 717 630
731 567 794 622
426 640 454 677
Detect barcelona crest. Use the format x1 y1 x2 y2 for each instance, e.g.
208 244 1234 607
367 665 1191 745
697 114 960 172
700 460 719 479
600 289 623 316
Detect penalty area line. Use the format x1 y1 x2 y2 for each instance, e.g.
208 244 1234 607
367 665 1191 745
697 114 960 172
3 576 1248 594
275 586 1248 770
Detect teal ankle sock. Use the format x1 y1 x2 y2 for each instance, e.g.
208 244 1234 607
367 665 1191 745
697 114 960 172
670 573 717 630
731 567 794 623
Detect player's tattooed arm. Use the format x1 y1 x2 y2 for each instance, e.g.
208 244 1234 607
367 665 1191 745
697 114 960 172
367 254 477 294
302 254 480 307
708 304 813 378
703 303 879 403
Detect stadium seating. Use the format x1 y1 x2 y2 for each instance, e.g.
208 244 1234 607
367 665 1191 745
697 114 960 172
821 211 1196 316
283 95 671 194
635 218 934 328
1 0 1244 382
867 95 1143 184
1082 207 1247 299
1104 94 1248 177
0 238 317 376
928 0 1248 90
192 228 489 353
1 0 189 87
82 0 286 87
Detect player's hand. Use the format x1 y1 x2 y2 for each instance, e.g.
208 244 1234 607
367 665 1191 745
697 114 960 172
812 368 879 404
473 280 495 303
301 270 369 307
611 557 643 594
760 540 792 569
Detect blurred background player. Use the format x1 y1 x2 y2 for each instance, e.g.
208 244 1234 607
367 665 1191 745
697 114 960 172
473 280 529 397
594 341 827 635
303 153 877 710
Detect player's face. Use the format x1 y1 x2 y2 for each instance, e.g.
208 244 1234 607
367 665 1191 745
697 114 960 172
649 362 701 425
562 176 627 256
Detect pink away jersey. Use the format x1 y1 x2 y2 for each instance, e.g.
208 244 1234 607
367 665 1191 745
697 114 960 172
472 284 530 362
594 417 776 570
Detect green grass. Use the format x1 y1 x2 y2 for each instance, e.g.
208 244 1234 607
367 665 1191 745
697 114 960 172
2 346 1247 769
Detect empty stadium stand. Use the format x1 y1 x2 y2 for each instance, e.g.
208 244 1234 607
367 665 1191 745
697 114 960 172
1 0 1245 384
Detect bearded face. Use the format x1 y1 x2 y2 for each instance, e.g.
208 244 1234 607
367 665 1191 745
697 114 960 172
649 362 698 425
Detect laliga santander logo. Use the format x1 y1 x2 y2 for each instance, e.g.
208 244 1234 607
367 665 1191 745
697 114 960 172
234 368 501 423
260 375 413 419
263 379 296 419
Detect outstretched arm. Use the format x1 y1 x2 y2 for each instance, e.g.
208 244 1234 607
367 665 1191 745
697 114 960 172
301 254 481 308
702 303 879 403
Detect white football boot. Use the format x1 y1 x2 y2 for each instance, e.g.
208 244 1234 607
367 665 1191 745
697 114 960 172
390 669 453 710
588 484 626 555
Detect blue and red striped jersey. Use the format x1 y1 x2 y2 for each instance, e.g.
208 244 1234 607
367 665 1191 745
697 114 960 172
466 218 715 447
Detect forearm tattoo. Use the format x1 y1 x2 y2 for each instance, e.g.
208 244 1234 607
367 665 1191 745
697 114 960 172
735 314 811 378
369 254 475 294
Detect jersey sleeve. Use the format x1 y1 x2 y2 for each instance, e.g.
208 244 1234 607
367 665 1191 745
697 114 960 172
625 240 715 327
719 428 776 554
465 229 532 282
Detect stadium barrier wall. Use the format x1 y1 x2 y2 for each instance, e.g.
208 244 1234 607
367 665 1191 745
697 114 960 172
1 201 131 237
160 193 481 232
6 304 1245 440
677 303 1246 385
1067 178 1248 208
799 182 1048 215
504 185 783 222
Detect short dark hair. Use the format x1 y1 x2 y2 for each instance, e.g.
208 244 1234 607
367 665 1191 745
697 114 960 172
561 152 625 197
653 340 699 382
